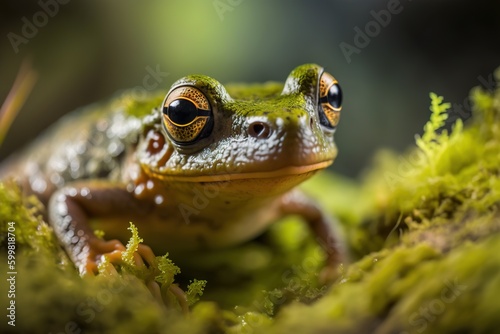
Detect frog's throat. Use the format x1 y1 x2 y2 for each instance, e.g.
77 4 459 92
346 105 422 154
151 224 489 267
147 160 333 182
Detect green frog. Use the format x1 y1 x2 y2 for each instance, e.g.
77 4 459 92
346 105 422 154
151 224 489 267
1 64 344 282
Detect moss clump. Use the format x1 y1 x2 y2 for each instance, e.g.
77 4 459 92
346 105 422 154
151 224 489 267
0 181 64 260
120 90 165 119
0 186 209 333
2 69 500 333
264 71 500 333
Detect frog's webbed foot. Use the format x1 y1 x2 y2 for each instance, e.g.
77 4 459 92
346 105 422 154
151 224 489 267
165 284 189 313
85 237 189 311
83 238 156 274
49 183 152 273
80 239 126 276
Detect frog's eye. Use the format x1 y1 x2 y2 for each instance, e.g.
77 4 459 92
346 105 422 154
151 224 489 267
318 72 342 129
162 86 213 144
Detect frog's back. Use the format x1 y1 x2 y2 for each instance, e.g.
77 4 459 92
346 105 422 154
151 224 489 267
1 92 163 203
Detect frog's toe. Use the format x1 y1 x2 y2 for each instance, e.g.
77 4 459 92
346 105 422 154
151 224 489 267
80 260 99 276
137 244 156 266
86 238 157 271
147 280 164 306
75 239 123 276
123 244 157 268
168 284 189 314
90 238 127 255
142 280 188 313
84 238 127 271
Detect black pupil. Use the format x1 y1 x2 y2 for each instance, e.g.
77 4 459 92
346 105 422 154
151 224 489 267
327 84 342 109
166 99 198 125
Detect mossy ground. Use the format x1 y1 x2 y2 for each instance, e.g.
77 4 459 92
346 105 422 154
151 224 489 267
1 71 500 333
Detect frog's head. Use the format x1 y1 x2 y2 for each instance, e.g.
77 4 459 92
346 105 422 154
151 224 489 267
139 64 342 195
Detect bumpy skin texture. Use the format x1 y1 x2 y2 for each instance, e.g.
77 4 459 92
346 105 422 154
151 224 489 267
1 64 343 280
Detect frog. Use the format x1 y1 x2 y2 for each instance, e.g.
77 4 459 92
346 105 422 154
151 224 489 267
1 63 344 284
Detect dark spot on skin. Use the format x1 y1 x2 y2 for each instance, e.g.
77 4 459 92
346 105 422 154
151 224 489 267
146 131 166 155
225 200 230 205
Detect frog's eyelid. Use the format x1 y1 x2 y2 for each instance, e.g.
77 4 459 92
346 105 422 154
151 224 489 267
168 96 211 112
164 86 211 111
281 65 324 97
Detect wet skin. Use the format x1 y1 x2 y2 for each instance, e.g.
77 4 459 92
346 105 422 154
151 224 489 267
1 64 344 281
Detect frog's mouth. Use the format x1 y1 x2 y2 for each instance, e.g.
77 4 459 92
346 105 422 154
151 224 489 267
147 160 333 183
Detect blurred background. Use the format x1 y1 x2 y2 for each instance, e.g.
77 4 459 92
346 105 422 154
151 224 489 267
1 0 499 178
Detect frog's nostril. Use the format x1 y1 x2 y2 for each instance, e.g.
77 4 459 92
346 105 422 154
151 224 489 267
248 121 272 139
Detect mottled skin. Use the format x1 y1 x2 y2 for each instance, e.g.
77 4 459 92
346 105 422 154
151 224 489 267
1 64 344 281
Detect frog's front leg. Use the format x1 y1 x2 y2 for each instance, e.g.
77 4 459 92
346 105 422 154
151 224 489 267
48 181 156 275
278 190 346 284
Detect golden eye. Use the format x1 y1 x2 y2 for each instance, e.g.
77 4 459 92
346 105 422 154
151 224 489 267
318 72 342 129
162 86 213 144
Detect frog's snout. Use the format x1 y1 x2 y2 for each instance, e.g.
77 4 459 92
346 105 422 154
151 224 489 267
247 121 273 139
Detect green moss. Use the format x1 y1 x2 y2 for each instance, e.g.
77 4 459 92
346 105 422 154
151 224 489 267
155 253 181 287
225 82 284 100
121 223 144 267
2 70 500 333
187 279 208 306
120 90 164 119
